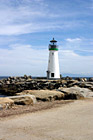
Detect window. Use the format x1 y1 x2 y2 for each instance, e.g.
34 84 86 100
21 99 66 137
52 52 54 55
51 73 54 77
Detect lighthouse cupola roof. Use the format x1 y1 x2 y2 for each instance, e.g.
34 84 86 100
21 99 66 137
50 38 57 43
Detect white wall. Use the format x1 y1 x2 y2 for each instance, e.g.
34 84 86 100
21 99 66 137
47 50 60 79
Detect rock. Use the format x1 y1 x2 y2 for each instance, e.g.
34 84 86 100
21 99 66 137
24 75 28 79
61 80 67 87
58 86 93 99
75 77 84 82
67 80 79 87
6 81 10 84
0 78 92 96
77 82 93 91
26 78 32 82
83 78 87 82
89 78 93 82
9 95 36 105
0 97 14 110
16 90 64 101
66 80 93 91
65 76 72 80
75 78 87 82
27 75 32 79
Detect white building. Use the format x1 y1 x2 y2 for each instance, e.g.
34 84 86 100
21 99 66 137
47 38 60 79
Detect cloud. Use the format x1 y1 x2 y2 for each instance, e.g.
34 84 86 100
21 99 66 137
61 38 93 56
66 38 82 42
0 0 92 35
0 24 31 35
0 20 86 35
0 0 49 35
0 44 93 76
0 23 68 35
59 49 93 76
0 44 48 76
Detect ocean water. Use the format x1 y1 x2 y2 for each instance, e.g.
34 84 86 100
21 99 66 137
0 76 92 81
0 76 9 80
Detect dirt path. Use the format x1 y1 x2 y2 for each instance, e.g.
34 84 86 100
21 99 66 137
0 99 93 140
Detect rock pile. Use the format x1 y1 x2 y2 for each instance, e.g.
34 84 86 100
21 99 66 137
0 76 93 96
0 75 32 85
0 76 93 110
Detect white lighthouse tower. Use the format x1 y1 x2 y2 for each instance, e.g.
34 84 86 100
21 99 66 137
47 38 60 79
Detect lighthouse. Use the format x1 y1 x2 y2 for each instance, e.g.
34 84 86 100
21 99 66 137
47 38 60 79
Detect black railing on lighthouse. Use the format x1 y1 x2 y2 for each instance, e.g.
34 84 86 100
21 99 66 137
49 38 58 51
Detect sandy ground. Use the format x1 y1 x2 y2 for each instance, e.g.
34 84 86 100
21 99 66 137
0 100 72 117
0 99 93 140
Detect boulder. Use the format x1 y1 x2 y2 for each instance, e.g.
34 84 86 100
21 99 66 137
83 78 87 82
77 82 93 91
66 81 93 91
16 90 64 101
6 81 11 84
75 77 83 81
89 78 93 82
0 97 14 110
58 86 93 99
65 76 72 80
9 95 36 105
75 77 88 82
67 80 79 87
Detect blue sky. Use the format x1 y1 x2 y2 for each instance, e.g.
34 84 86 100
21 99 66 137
0 0 93 77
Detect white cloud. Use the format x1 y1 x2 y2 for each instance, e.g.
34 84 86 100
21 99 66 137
0 23 64 35
0 24 30 35
0 21 83 35
61 38 93 54
0 44 48 76
0 0 92 35
59 50 93 76
0 0 49 35
0 44 93 76
66 38 82 42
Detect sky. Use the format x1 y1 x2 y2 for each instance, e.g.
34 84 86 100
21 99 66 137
0 0 93 77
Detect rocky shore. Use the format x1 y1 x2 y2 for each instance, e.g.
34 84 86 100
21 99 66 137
0 76 93 95
0 76 93 111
